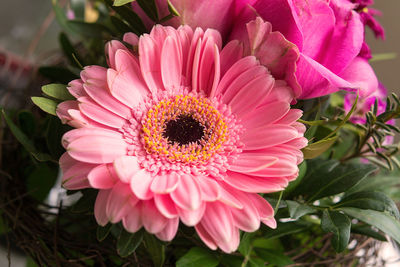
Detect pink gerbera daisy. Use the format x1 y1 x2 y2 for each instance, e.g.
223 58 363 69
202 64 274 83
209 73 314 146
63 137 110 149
57 20 307 253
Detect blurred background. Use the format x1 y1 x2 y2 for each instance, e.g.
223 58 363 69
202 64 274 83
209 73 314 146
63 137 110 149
0 0 399 266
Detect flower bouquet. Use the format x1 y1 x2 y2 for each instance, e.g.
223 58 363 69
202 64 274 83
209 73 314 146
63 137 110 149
2 0 400 266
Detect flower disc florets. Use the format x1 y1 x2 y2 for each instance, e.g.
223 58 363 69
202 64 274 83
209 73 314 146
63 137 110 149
122 90 242 177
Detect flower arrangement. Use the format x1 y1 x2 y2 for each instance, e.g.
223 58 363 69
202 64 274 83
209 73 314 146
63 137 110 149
1 0 400 266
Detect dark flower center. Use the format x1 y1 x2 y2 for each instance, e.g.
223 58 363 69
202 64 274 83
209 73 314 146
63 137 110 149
163 115 205 145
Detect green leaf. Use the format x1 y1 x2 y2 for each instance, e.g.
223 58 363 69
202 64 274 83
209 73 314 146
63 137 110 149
39 66 79 84
59 32 84 68
167 0 180 16
18 110 36 137
351 225 387 241
220 254 243 267
284 161 307 197
42 83 74 101
144 233 165 267
263 221 311 239
254 248 294 266
113 0 135 6
2 110 53 162
110 16 133 35
137 0 158 21
335 191 400 219
70 189 97 212
340 207 400 244
286 201 316 220
370 52 397 62
31 97 58 116
97 224 113 242
26 257 39 267
347 174 400 195
46 116 70 159
66 20 112 38
238 232 255 256
321 210 351 252
117 229 143 257
302 136 337 159
248 258 265 267
104 0 147 35
26 163 57 201
176 247 219 267
292 159 377 202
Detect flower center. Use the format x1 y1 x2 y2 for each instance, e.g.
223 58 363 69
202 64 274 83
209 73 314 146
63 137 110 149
141 94 228 164
163 115 205 145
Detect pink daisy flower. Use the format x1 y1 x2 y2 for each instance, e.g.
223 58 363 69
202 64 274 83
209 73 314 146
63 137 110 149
57 20 307 253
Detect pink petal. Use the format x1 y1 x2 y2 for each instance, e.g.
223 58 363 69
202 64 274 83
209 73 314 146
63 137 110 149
304 0 363 75
62 128 122 149
122 202 143 233
105 40 129 69
218 40 244 80
218 184 243 209
57 101 87 128
170 174 201 210
139 34 164 92
130 169 154 200
263 80 295 104
106 182 137 223
87 164 118 189
82 81 131 119
123 32 139 47
161 36 182 90
81 65 107 82
228 153 278 173
185 28 204 83
67 109 105 128
246 17 301 97
200 202 238 253
67 79 87 98
94 189 112 226
248 159 298 177
296 53 355 99
276 109 303 125
195 223 218 250
67 134 127 164
155 217 179 241
230 191 260 232
240 101 290 129
177 203 206 226
177 25 193 82
224 171 288 193
141 200 169 234
339 57 378 98
240 125 299 150
113 156 142 183
227 71 274 117
107 50 149 107
192 33 220 95
78 97 126 128
59 153 93 190
247 194 275 228
150 172 180 194
196 176 220 202
154 194 178 219
217 56 261 100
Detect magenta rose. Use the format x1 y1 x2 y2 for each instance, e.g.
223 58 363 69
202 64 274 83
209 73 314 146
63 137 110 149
134 0 379 100
230 0 378 99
